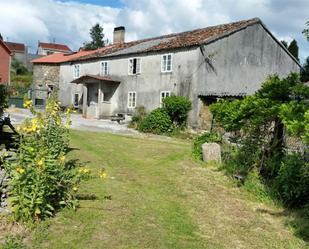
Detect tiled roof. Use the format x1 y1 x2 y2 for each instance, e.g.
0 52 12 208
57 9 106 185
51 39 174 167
31 50 95 64
71 74 120 84
39 42 71 52
33 18 260 64
73 18 260 62
4 41 25 52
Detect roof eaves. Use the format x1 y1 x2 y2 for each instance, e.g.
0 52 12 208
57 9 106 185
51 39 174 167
0 40 12 55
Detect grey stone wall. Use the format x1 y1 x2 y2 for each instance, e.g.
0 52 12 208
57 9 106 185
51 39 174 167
32 64 60 104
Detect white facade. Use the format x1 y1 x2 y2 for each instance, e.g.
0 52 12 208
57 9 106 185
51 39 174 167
59 48 198 119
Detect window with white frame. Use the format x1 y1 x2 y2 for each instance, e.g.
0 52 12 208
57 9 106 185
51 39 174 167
100 61 108 76
128 58 141 75
161 54 172 72
160 91 171 106
73 64 80 79
73 93 79 108
127 91 136 108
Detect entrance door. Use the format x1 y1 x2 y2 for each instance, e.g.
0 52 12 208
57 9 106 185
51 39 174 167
87 83 99 118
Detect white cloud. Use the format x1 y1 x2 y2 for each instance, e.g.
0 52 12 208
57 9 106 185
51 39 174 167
0 0 308 62
0 0 119 52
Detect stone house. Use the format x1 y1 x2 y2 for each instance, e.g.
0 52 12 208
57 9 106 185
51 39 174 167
0 39 12 85
32 18 300 128
37 42 71 56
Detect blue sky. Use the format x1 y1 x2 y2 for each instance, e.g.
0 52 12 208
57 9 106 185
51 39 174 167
60 0 124 8
0 0 308 63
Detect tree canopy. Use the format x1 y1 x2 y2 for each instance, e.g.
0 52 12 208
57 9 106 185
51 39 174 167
83 23 106 51
210 73 309 207
287 39 299 61
303 21 309 41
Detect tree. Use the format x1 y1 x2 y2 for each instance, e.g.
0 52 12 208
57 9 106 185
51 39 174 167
11 58 28 75
210 73 309 207
83 23 106 50
300 56 309 82
281 40 288 48
287 39 299 61
303 21 309 41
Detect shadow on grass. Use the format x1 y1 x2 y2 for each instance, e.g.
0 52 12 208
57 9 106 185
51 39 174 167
256 207 309 243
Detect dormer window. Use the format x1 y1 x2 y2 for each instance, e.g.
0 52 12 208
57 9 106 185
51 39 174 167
161 54 172 72
73 64 80 79
100 61 108 76
128 58 141 75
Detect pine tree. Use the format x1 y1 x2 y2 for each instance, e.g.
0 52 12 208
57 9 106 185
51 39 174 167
84 23 105 50
287 39 299 61
300 56 309 82
281 40 288 48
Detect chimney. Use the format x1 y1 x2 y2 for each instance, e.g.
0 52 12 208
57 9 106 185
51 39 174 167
113 26 125 44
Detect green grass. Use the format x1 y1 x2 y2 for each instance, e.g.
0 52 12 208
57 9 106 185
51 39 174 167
2 130 308 248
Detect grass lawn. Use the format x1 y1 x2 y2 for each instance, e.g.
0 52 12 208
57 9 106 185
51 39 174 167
2 130 308 248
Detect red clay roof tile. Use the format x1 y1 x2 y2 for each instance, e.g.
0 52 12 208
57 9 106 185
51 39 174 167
39 42 71 52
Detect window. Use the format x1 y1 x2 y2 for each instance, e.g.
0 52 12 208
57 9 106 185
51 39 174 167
73 93 79 107
128 58 141 75
47 84 54 98
73 64 80 79
161 54 172 72
160 91 171 106
100 61 108 76
127 91 136 108
35 98 44 106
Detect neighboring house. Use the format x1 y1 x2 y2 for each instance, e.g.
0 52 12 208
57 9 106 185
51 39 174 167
0 39 12 85
4 41 27 67
37 42 71 56
32 18 300 129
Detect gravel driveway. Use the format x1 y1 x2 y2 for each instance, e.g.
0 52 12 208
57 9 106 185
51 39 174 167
6 108 138 135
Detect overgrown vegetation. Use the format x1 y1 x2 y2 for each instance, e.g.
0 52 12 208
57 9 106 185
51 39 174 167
2 98 84 221
9 58 32 98
209 73 308 208
135 95 192 135
0 235 28 249
0 85 8 116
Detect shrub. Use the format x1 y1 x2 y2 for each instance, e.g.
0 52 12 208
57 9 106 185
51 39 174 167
192 132 222 160
163 96 192 126
4 98 80 221
138 108 173 134
129 106 147 129
0 85 8 116
273 154 309 207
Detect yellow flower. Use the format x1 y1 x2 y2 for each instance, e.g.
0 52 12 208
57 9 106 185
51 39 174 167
99 171 107 179
60 155 66 162
78 168 91 174
23 99 32 109
73 186 78 191
37 159 44 166
16 167 25 174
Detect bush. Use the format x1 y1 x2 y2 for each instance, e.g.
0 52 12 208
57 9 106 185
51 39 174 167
192 132 222 160
129 106 147 129
273 154 309 207
3 98 80 221
138 108 173 134
163 96 192 126
0 85 8 116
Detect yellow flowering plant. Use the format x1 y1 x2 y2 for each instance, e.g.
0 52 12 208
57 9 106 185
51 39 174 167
4 96 80 221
